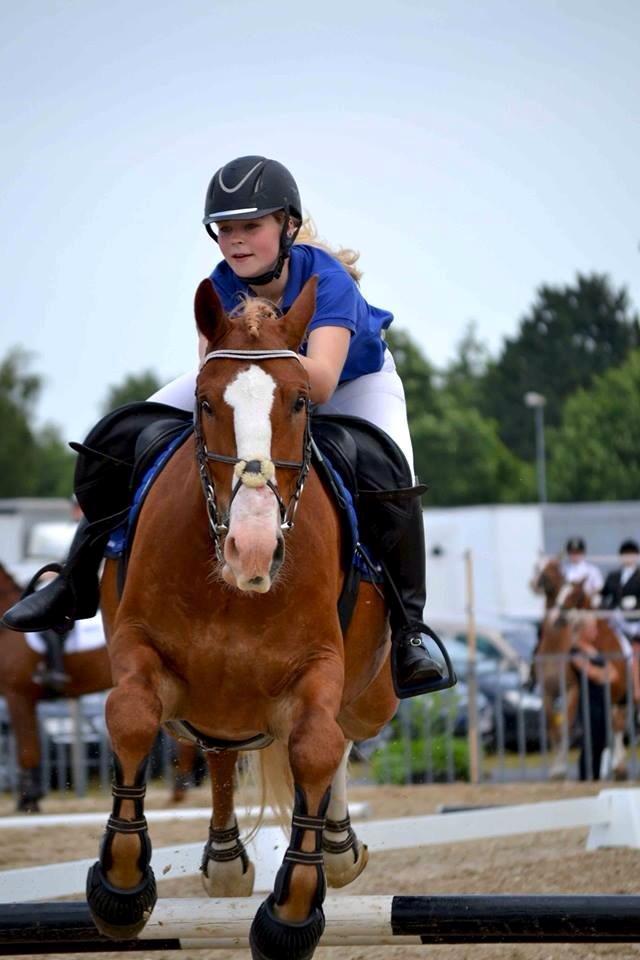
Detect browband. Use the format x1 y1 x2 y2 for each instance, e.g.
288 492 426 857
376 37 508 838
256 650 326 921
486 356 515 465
200 349 301 368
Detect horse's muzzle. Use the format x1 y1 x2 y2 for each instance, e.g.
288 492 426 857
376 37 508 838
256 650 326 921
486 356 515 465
221 484 285 593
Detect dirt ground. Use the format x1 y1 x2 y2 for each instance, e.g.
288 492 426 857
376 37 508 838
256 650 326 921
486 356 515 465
2 780 640 960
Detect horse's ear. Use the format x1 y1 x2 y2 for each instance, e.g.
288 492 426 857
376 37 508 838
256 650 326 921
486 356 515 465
194 279 229 347
284 275 318 350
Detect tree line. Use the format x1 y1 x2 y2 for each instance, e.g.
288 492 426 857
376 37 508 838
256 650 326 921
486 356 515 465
1 272 638 506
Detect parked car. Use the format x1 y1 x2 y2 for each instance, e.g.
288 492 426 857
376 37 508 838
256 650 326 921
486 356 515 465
430 615 539 684
441 635 543 751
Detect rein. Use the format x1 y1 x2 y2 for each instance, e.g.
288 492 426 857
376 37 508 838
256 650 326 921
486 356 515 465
194 349 312 562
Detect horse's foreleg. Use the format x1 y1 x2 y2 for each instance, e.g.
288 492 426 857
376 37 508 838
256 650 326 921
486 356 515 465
612 704 629 780
545 685 568 780
86 639 164 939
5 692 42 813
322 740 368 888
201 749 255 897
250 664 344 960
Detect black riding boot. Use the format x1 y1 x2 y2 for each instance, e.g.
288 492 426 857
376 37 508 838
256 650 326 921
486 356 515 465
367 495 456 699
33 628 71 694
1 518 104 634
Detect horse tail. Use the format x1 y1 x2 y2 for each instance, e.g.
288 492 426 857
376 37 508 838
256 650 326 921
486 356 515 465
244 741 292 841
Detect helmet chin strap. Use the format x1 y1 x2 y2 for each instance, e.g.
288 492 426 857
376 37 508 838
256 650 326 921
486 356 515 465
243 250 288 286
208 205 301 288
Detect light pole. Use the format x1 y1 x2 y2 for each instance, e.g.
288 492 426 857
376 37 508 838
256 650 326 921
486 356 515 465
524 391 547 503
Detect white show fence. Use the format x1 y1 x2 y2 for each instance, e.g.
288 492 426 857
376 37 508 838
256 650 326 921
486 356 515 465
1 788 638 903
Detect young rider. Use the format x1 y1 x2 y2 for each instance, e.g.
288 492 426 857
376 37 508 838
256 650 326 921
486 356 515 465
2 155 450 699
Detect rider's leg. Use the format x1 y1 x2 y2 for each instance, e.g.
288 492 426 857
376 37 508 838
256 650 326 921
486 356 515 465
146 370 198 411
315 350 451 698
2 518 104 633
34 628 71 691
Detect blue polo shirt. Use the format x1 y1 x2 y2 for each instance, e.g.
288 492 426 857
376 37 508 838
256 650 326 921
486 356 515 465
210 244 392 384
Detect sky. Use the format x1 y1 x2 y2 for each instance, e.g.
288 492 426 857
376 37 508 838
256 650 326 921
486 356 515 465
1 0 639 442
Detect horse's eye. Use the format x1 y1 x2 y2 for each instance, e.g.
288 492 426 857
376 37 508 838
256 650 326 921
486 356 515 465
293 395 307 413
200 398 213 417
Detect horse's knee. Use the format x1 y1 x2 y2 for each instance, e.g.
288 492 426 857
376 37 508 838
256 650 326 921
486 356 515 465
289 711 344 793
106 682 162 759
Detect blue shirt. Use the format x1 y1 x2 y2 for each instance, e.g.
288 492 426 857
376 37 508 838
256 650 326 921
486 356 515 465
210 244 393 384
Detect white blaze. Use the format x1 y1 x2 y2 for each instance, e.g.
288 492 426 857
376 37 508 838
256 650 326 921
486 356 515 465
224 365 276 461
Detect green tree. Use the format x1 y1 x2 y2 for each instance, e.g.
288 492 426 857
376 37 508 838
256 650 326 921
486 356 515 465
481 274 640 460
547 349 640 501
101 370 163 413
30 425 75 497
387 327 533 505
0 348 74 497
412 399 534 507
440 321 490 408
0 348 41 497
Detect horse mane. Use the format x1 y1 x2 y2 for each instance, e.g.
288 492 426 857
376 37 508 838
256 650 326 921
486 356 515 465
229 297 281 342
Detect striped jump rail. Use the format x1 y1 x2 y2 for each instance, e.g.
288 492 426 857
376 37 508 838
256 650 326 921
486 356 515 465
1 895 640 952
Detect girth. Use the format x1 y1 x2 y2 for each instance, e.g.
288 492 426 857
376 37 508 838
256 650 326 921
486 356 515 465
163 719 274 754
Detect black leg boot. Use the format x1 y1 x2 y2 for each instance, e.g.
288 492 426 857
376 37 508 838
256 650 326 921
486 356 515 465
370 495 456 699
33 628 71 694
1 518 104 634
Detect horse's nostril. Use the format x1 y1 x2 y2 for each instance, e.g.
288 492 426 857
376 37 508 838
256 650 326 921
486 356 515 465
248 576 264 587
274 537 284 564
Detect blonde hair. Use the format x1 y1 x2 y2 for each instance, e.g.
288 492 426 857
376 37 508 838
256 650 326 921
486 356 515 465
275 212 362 284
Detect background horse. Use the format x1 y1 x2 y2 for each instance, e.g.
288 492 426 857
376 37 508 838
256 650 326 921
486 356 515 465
90 278 398 960
0 562 112 811
534 558 629 780
0 562 197 809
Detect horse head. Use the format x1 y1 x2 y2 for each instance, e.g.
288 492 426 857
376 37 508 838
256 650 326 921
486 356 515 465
0 562 21 610
557 577 591 612
193 276 317 593
534 557 564 608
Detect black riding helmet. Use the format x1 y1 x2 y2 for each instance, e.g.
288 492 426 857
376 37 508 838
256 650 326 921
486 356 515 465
203 155 302 286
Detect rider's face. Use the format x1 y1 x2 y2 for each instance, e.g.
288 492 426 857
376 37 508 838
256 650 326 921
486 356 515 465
217 215 281 279
567 550 584 563
621 553 639 568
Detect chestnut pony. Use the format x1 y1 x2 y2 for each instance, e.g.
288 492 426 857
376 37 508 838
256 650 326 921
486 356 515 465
0 564 199 809
534 558 629 780
90 277 397 959
0 562 112 811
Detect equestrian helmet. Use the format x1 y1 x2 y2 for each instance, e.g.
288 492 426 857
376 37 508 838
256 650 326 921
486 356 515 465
565 536 586 553
203 156 302 226
619 539 640 555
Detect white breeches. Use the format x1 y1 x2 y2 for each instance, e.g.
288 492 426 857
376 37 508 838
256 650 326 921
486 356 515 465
314 350 415 477
148 348 415 477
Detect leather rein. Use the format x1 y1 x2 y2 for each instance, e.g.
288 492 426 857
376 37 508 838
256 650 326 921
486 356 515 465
193 349 313 562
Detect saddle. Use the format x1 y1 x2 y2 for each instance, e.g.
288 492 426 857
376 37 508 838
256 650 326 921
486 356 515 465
73 403 425 633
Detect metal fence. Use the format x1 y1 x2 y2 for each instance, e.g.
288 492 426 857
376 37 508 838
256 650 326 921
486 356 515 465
362 651 639 786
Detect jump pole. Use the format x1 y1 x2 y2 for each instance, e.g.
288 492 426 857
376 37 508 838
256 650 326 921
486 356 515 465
2 895 640 952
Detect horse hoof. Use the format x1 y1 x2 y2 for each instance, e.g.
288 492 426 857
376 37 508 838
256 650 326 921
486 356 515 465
17 798 40 814
202 858 255 897
86 861 157 939
250 894 324 960
325 840 369 888
549 765 567 781
613 767 629 782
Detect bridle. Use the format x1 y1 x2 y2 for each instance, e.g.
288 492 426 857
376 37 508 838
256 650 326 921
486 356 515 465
194 348 312 562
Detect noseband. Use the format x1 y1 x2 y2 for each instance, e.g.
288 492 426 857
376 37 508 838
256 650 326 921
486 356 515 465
194 349 312 562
